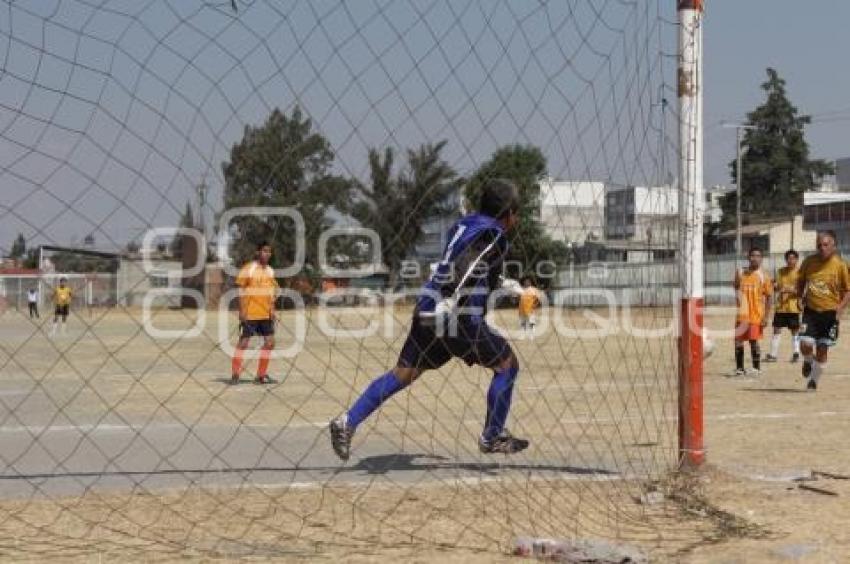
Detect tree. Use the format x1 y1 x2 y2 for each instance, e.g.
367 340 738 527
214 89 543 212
170 201 195 259
222 106 351 276
351 141 462 287
22 248 38 269
9 233 26 260
722 68 833 227
464 145 566 282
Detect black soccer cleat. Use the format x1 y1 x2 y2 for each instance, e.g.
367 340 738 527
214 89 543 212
253 375 277 385
807 378 817 391
479 430 530 455
763 355 778 363
802 359 812 379
330 416 354 461
229 375 240 385
791 353 800 363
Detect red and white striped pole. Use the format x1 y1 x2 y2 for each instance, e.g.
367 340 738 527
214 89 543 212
678 0 705 469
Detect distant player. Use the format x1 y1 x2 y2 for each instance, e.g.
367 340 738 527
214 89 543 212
733 247 772 376
797 231 850 390
231 241 279 385
765 250 801 363
330 179 529 460
518 276 541 339
27 287 39 319
51 277 72 336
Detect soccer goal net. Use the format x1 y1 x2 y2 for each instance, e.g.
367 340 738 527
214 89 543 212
0 1 706 559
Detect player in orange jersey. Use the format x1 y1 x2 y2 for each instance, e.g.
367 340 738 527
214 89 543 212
231 241 279 385
50 277 73 337
765 249 802 363
518 276 541 340
733 247 772 376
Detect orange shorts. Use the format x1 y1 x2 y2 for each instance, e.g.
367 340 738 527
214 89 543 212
735 321 763 342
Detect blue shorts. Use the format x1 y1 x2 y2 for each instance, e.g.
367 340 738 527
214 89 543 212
397 316 512 370
240 319 274 338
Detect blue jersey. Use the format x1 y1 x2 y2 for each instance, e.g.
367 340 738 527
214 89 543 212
417 213 509 321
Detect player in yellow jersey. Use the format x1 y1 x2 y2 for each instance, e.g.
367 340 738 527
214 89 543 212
231 241 279 385
518 276 541 339
765 250 802 363
796 231 850 390
733 247 772 376
51 277 73 337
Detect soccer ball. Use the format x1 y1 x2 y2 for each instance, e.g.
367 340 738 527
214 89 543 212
703 332 715 359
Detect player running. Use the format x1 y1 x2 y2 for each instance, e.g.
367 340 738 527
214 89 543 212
765 250 802 363
330 179 528 460
733 247 772 376
797 231 850 390
51 278 72 336
231 241 279 385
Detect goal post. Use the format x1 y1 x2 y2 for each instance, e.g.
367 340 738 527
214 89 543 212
677 0 705 469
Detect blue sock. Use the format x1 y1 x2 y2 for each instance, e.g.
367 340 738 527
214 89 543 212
483 365 518 441
346 371 407 430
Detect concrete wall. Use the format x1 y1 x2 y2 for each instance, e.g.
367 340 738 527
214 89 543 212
117 258 182 307
766 215 815 253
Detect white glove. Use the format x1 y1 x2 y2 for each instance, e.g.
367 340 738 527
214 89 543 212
419 297 456 324
500 276 523 296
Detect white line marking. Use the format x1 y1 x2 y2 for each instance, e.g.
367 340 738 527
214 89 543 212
0 421 327 435
151 471 634 497
2 409 848 436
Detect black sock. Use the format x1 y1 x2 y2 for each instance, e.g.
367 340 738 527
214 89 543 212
750 340 761 370
735 346 744 370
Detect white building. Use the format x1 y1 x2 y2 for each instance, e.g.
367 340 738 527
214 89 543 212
716 216 813 256
836 157 850 192
803 190 850 248
705 185 733 224
410 186 463 263
604 184 678 262
538 178 605 246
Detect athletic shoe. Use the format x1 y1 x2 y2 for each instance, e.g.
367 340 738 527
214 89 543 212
253 375 277 385
732 368 746 377
807 378 817 391
229 375 240 385
802 360 812 379
763 355 778 363
330 416 353 461
791 353 800 363
478 429 530 455
746 367 761 377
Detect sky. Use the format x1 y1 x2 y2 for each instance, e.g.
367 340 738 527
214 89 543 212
703 0 850 189
0 1 848 254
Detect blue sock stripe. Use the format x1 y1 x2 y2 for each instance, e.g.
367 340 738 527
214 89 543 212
347 371 407 430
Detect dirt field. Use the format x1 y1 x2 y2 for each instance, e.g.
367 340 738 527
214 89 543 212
0 304 848 562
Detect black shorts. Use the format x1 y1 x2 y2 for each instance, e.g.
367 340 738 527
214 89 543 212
240 319 274 338
800 309 839 347
397 315 512 371
772 312 800 330
54 305 69 318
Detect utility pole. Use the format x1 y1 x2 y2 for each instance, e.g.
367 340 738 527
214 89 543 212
196 176 208 240
722 122 757 258
736 127 743 257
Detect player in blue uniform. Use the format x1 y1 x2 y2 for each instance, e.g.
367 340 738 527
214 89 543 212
330 179 528 460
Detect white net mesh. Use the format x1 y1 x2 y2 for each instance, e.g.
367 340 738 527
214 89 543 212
0 1 711 559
